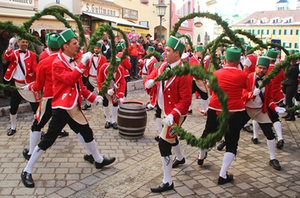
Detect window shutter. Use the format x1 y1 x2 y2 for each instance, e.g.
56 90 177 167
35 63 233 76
291 30 293 35
252 29 255 34
297 29 299 35
258 29 260 34
289 43 292 48
273 29 276 35
279 29 281 35
267 30 269 35
284 29 287 35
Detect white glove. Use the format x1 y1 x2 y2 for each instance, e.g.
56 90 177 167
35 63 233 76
107 88 114 96
243 57 252 67
8 37 17 49
145 79 155 89
119 98 125 103
95 95 103 104
253 88 261 96
138 59 143 64
20 84 30 91
164 114 174 126
81 52 93 65
275 107 286 114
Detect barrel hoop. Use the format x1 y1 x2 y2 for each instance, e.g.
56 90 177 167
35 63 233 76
118 126 146 131
118 114 146 120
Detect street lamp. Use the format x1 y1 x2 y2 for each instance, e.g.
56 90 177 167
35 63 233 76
154 1 167 41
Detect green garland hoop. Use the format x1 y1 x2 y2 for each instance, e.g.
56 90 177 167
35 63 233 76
142 51 163 62
176 34 193 53
0 83 18 91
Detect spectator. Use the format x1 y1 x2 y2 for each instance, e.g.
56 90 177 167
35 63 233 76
156 43 164 55
40 29 46 48
139 36 145 47
144 33 152 50
153 39 159 51
31 31 43 55
138 39 145 60
102 39 111 62
0 31 9 97
160 38 166 51
127 27 138 41
128 36 140 80
102 32 111 44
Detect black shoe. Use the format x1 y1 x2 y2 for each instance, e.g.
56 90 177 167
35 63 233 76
217 140 226 151
188 110 193 115
151 182 174 193
58 130 69 138
84 154 94 164
154 136 160 142
172 157 185 168
297 114 300 118
7 128 16 136
111 122 118 130
294 112 299 115
82 104 91 110
21 171 34 188
198 151 207 165
269 159 281 170
282 113 290 119
95 157 116 169
251 137 258 144
285 116 295 121
218 174 233 185
277 140 284 149
243 126 253 133
22 148 31 160
105 121 111 129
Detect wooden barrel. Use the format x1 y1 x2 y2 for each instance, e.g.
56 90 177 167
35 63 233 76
117 101 147 139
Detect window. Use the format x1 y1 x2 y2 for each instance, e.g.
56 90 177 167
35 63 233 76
262 29 269 35
296 29 300 36
284 29 293 35
283 42 291 48
273 29 281 35
188 1 191 14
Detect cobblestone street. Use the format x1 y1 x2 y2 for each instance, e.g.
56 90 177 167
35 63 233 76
0 89 300 198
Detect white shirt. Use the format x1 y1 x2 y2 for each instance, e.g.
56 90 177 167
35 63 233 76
245 78 265 109
13 51 26 81
157 59 181 115
62 53 75 70
89 55 99 76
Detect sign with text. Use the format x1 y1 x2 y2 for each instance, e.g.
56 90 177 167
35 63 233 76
122 8 138 20
0 0 35 7
83 2 119 17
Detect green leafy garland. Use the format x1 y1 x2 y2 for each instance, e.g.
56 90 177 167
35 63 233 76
22 7 85 48
0 83 18 91
142 51 163 62
176 34 193 53
154 60 230 149
0 21 42 45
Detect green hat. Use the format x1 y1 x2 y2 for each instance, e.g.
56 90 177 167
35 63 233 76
195 45 204 52
47 33 60 49
147 46 155 52
225 47 241 61
295 52 300 55
265 49 279 59
257 56 270 68
57 29 77 48
116 57 121 64
244 45 253 51
288 49 295 54
239 37 245 44
220 55 225 60
45 33 50 43
166 36 185 54
18 36 26 40
117 42 126 51
95 41 103 48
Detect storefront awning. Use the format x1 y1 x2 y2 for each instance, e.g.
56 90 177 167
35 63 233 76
0 7 76 30
83 12 149 33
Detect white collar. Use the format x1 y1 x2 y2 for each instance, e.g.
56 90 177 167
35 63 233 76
169 59 181 69
62 53 72 63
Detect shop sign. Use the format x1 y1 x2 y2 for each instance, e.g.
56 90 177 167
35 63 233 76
122 8 138 20
0 0 35 7
83 3 119 17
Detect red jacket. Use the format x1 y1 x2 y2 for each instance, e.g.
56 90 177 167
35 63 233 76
268 63 285 103
246 54 257 73
51 52 97 110
116 52 131 77
39 48 50 62
143 61 193 121
189 54 208 78
138 45 145 60
4 48 37 84
83 54 107 77
128 42 140 56
97 63 126 99
209 65 248 112
138 56 158 76
28 52 58 98
242 72 277 113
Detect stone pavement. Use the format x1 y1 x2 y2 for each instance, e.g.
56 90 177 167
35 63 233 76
0 89 300 198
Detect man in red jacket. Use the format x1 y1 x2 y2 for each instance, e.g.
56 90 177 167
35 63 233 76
251 49 285 149
243 56 285 171
3 36 39 136
82 41 107 110
21 29 116 188
198 47 250 185
144 36 192 193
128 36 140 79
20 33 69 161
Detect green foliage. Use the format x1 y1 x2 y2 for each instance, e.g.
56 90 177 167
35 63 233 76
176 34 193 53
143 51 163 62
0 83 17 91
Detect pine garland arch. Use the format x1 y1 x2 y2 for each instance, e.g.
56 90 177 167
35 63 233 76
176 34 193 53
